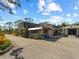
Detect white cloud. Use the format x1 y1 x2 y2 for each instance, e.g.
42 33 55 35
1 0 15 9
66 13 78 18
47 2 62 12
42 12 49 15
12 9 16 14
40 19 45 22
8 3 15 8
39 14 76 25
0 21 7 26
65 13 78 24
13 15 23 19
38 0 62 15
49 16 63 25
74 6 78 10
23 9 28 14
74 0 79 10
38 0 46 11
66 14 71 17
73 13 78 17
66 17 73 24
66 14 75 24
39 16 63 25
33 18 37 20
6 0 15 9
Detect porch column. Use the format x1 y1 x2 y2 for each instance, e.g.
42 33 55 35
76 28 79 35
64 29 68 35
62 29 65 35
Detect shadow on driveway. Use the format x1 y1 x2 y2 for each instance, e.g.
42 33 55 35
42 36 61 42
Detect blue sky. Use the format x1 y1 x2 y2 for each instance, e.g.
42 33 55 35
0 0 79 25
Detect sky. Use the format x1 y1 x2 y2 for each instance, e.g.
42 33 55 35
0 0 79 25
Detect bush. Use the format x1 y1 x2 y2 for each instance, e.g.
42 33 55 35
0 39 11 50
0 33 5 45
29 34 41 39
12 32 18 36
0 32 5 37
22 29 29 38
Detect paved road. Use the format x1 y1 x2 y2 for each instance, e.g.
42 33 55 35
1 35 79 59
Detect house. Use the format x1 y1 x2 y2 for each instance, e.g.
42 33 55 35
28 23 54 38
18 22 79 38
61 25 79 36
18 21 40 37
18 22 55 38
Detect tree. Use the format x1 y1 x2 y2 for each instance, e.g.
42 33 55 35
25 18 33 23
73 22 79 25
5 22 13 34
13 18 34 37
61 22 69 27
0 0 20 14
0 0 30 14
14 20 23 28
13 20 24 36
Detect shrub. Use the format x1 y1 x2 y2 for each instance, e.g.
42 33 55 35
29 34 41 39
0 39 11 50
12 32 17 36
35 34 41 39
22 29 29 38
0 33 5 45
0 32 5 37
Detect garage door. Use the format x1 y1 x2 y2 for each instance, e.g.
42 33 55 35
68 29 76 35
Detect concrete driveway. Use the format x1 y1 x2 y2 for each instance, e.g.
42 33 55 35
1 35 79 59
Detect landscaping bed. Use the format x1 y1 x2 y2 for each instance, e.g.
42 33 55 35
0 39 13 55
0 32 13 55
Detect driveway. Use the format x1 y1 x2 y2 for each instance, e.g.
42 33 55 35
1 35 79 59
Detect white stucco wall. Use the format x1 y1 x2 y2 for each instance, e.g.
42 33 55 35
64 29 68 35
49 30 53 36
62 29 68 35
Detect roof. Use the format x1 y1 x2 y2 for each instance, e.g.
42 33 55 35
18 22 55 30
62 25 79 29
28 27 43 31
18 22 40 28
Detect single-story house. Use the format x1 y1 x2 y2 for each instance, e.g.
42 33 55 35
18 21 79 38
18 22 55 38
28 23 54 37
